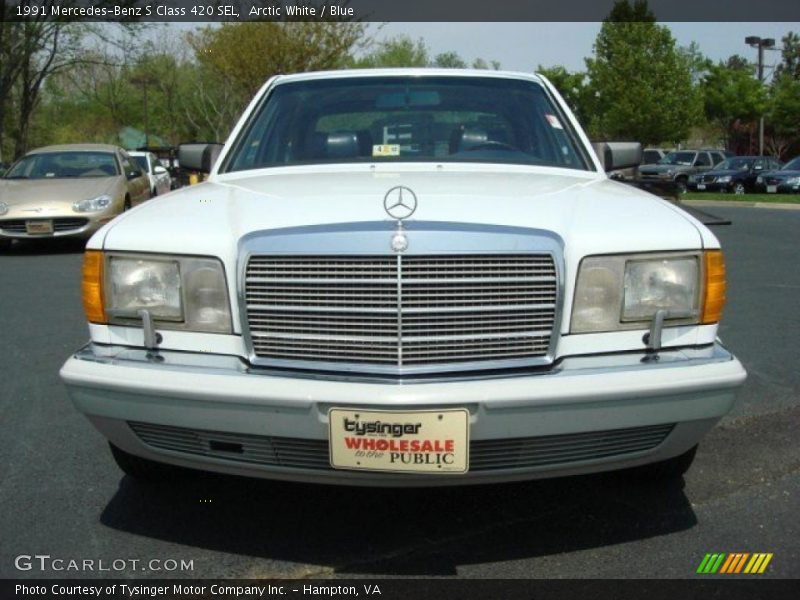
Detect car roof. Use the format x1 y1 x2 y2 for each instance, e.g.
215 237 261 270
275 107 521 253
26 143 120 155
272 68 545 86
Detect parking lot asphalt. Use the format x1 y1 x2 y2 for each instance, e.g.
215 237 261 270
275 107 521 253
1 204 798 579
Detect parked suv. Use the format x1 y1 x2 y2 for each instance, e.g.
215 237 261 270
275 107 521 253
638 149 728 192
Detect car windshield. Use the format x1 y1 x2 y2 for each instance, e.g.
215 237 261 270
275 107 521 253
717 158 754 171
658 151 695 166
782 157 800 171
223 76 589 172
4 151 119 179
131 156 150 172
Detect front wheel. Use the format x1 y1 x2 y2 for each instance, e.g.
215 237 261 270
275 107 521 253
733 182 746 195
675 178 688 194
624 445 698 481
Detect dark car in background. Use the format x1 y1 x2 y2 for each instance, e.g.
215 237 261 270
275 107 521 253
754 156 800 194
638 149 729 192
687 156 782 195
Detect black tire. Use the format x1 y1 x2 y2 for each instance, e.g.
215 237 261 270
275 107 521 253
733 182 746 195
123 197 132 211
675 177 688 194
109 443 183 482
625 444 698 481
151 187 157 198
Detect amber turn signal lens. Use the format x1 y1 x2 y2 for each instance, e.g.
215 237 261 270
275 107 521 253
82 250 106 324
701 250 726 324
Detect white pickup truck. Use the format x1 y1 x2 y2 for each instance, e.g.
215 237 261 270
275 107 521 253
60 69 746 486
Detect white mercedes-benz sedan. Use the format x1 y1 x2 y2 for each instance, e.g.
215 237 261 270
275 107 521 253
60 69 746 486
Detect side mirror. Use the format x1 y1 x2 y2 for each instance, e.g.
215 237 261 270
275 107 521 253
154 165 168 174
592 142 643 172
127 170 142 180
178 143 224 174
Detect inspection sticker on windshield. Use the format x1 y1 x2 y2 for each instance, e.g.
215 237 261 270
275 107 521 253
329 408 469 474
372 144 400 157
545 114 563 129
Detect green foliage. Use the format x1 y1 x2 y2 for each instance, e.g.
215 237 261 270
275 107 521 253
536 65 592 126
433 52 467 69
351 36 498 70
190 22 367 100
776 32 800 80
769 75 800 139
701 61 767 130
351 36 429 68
585 2 702 144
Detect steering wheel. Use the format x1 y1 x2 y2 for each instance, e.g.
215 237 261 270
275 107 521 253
462 141 520 152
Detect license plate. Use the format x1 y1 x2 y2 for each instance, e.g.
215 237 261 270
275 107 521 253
26 220 53 234
329 408 469 474
697 184 706 190
767 185 777 193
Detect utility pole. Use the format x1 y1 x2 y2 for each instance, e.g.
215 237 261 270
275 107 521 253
745 36 775 156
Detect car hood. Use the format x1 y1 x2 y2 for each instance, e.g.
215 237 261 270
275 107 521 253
702 169 745 178
638 164 690 174
0 176 117 210
763 170 800 179
98 165 708 260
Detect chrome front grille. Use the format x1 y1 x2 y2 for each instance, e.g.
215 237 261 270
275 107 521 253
0 218 88 233
244 254 558 372
129 421 674 473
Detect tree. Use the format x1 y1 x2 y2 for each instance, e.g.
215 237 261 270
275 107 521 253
701 60 767 150
775 32 800 80
768 75 800 154
678 41 712 84
433 51 467 69
189 22 367 101
537 65 592 126
352 36 429 68
584 0 702 144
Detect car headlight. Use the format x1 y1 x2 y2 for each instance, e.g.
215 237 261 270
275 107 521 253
0 201 8 216
73 194 113 213
571 251 725 333
717 175 731 183
786 176 800 185
81 252 232 334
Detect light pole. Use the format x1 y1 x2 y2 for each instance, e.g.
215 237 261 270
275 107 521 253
745 36 775 156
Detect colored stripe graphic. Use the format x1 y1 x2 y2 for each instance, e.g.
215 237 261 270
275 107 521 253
697 553 726 573
719 554 736 573
698 552 773 574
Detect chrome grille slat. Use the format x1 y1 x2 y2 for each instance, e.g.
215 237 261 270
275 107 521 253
245 254 558 371
129 422 674 473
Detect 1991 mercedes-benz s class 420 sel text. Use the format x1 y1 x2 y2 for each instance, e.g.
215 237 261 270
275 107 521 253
60 70 746 486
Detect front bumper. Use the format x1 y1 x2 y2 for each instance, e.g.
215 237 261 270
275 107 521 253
60 342 746 486
754 183 800 194
0 215 106 240
687 182 733 193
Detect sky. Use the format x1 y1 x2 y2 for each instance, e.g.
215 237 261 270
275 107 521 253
373 22 797 78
